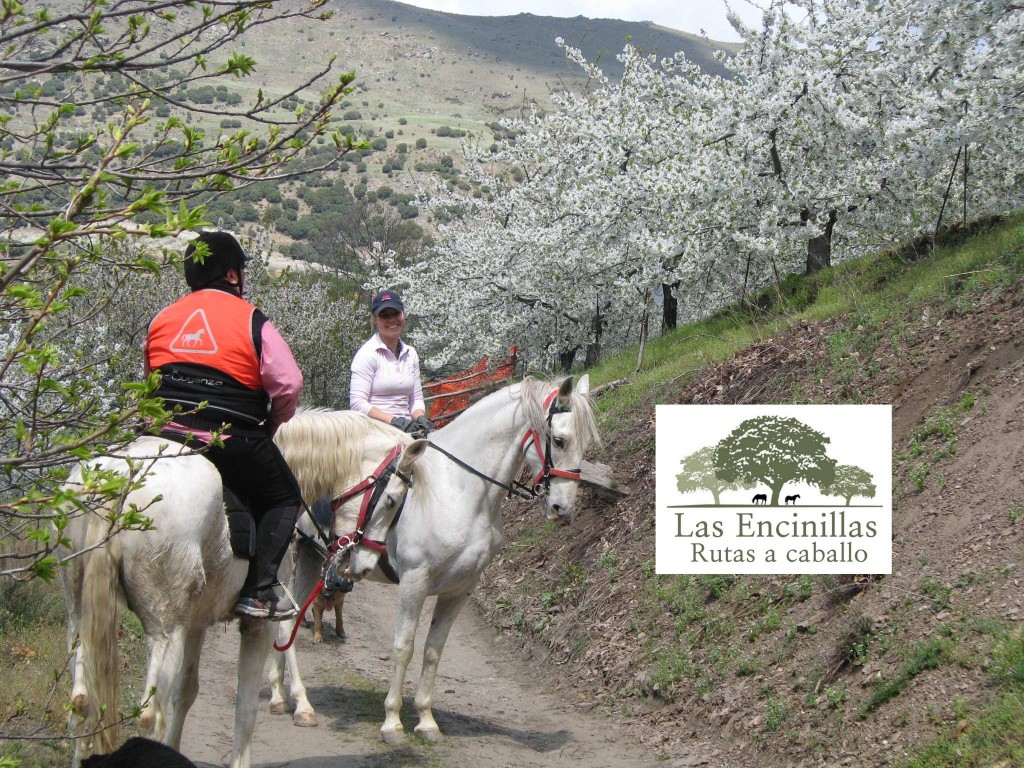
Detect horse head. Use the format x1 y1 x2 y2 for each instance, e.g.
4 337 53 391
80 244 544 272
522 374 598 526
348 438 428 581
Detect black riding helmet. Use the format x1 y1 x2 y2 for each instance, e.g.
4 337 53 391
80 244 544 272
183 231 249 290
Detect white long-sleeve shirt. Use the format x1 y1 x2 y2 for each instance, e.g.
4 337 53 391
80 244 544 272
348 333 425 419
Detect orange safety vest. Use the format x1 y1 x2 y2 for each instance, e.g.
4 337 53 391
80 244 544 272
148 289 262 389
147 289 270 430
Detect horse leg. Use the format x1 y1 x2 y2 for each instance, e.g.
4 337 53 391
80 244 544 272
229 618 274 768
333 591 346 641
381 579 429 745
413 591 471 741
138 635 166 739
267 623 290 714
164 626 206 750
267 620 318 727
151 627 190 744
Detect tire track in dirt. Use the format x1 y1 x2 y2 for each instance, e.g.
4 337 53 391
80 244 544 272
181 581 663 767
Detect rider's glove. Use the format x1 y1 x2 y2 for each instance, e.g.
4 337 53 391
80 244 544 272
414 415 436 434
391 416 419 434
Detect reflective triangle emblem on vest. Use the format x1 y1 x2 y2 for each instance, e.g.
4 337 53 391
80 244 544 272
169 309 219 354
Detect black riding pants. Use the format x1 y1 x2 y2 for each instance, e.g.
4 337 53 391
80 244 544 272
180 431 302 597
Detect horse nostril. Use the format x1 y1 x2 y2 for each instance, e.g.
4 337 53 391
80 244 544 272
548 503 571 523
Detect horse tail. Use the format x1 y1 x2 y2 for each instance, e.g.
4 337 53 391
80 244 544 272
75 513 123 755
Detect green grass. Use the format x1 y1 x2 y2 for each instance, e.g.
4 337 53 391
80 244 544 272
0 578 150 768
862 638 953 716
901 630 1024 767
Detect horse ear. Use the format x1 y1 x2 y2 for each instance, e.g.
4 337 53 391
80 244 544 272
400 439 428 471
576 373 590 397
556 376 573 407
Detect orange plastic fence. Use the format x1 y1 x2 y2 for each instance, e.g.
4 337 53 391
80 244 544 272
423 347 517 426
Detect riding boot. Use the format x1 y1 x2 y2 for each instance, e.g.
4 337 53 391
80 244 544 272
252 503 300 596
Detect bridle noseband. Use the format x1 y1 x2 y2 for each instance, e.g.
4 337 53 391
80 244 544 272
329 443 411 556
520 388 583 496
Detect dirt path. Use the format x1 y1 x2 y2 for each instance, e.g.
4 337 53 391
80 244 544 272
181 582 663 768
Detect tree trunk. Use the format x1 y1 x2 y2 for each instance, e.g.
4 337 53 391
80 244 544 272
635 310 649 373
558 346 578 373
661 282 678 332
806 209 837 275
585 297 603 368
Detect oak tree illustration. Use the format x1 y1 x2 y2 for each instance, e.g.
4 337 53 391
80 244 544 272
822 464 877 505
676 446 755 505
714 417 837 506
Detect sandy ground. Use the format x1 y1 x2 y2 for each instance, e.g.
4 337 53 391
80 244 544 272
180 581 662 768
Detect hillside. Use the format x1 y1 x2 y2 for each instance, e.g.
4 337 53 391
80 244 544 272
28 0 736 262
232 0 737 193
475 217 1024 767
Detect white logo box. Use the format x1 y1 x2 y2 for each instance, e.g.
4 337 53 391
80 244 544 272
655 404 892 575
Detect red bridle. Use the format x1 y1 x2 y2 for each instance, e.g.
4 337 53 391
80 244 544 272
329 443 407 555
519 388 583 494
274 444 409 652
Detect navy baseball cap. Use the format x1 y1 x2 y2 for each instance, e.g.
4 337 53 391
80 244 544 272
371 290 404 315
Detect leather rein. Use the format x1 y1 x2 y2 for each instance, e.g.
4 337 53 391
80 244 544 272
427 387 582 499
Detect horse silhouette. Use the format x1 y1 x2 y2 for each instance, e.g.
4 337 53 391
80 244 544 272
180 328 205 347
752 493 767 505
785 494 800 505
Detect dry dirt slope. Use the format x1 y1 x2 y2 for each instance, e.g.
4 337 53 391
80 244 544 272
476 264 1024 765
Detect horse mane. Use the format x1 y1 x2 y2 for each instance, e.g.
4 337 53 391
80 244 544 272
274 409 413 502
518 376 601 448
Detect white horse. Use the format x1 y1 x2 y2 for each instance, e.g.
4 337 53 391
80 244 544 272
59 414 427 768
332 375 597 743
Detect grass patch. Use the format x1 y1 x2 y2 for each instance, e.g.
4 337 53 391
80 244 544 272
900 628 1024 767
862 638 952 716
0 578 151 768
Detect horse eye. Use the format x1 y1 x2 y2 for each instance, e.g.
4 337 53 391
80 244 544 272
553 437 566 449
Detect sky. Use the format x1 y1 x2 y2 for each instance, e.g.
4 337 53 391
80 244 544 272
389 0 766 43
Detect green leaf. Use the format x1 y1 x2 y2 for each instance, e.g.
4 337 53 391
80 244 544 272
32 556 58 583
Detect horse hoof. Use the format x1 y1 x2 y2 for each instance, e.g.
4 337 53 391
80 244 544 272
414 726 442 742
335 631 347 642
269 700 290 715
312 634 324 645
293 710 318 728
381 728 405 745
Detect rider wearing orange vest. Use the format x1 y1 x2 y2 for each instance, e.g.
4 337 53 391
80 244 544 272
145 231 303 620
